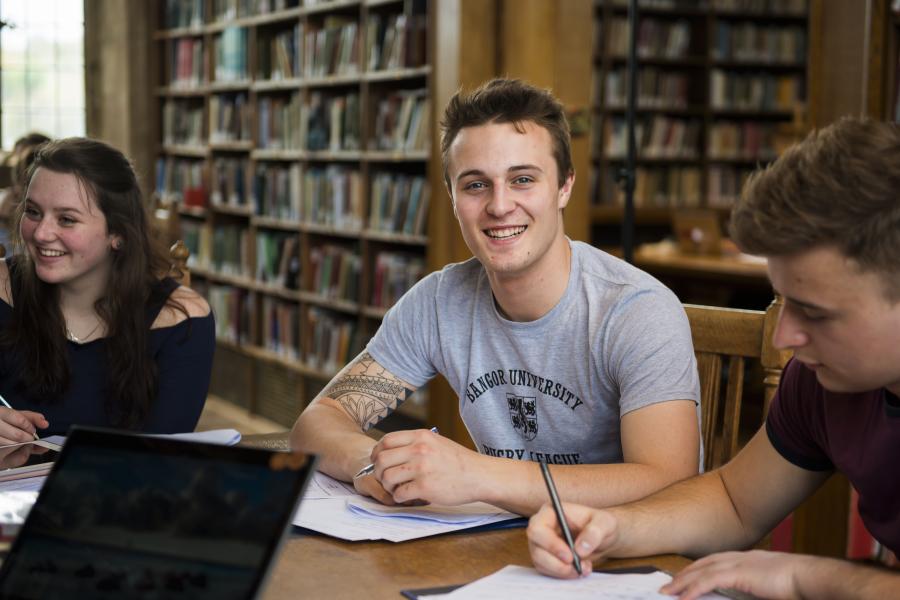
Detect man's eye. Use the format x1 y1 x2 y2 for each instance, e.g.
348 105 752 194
512 176 533 184
464 181 486 190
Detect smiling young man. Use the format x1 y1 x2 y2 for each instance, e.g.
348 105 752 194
291 79 701 515
527 117 900 598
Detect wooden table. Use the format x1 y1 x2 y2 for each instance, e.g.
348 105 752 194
242 434 690 599
634 241 769 285
263 528 689 599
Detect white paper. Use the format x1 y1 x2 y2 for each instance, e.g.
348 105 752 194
441 566 730 600
154 428 242 445
347 496 507 525
0 477 46 493
293 472 521 542
304 471 358 499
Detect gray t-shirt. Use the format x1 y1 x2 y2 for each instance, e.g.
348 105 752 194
367 240 700 465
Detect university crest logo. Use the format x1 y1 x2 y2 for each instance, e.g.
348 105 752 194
507 393 537 441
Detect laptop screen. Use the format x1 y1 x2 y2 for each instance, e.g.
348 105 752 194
0 427 315 600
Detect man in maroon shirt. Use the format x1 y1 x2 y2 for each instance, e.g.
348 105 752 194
527 117 900 599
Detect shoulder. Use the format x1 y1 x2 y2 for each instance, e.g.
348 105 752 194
151 285 212 329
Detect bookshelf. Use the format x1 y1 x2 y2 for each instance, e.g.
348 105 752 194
869 0 900 120
154 0 433 427
590 0 811 248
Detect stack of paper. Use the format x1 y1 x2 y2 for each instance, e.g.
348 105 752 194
294 471 522 542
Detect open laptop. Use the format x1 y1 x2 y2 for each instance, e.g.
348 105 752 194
0 427 316 599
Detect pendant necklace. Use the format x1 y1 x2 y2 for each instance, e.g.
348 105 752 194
66 320 102 344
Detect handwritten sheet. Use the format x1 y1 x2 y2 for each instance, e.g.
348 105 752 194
436 565 730 599
293 472 521 542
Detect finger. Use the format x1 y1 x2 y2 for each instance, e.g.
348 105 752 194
390 479 429 505
529 544 583 579
376 429 434 451
0 419 37 444
527 516 577 564
354 475 396 505
19 411 49 429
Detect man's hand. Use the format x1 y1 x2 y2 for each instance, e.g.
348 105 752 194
369 428 487 505
0 409 47 445
527 502 620 578
660 550 814 600
353 472 397 505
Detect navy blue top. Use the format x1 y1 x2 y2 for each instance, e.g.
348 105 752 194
0 259 215 435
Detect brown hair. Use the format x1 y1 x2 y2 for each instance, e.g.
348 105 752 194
440 78 573 189
730 117 900 300
4 137 180 428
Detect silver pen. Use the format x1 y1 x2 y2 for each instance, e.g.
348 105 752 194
353 426 439 479
0 393 40 440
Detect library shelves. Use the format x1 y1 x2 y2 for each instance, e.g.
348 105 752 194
155 0 431 426
590 0 810 247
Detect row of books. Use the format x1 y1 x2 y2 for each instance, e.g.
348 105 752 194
710 70 803 111
707 164 754 207
181 219 248 276
209 93 252 143
607 17 692 60
710 0 806 15
368 173 430 236
307 91 361 151
597 166 702 208
261 296 301 360
214 26 249 82
302 166 364 230
370 252 426 309
310 244 362 303
167 38 205 89
206 284 252 345
712 23 806 64
604 67 691 109
254 163 301 220
604 116 702 160
258 93 304 149
372 90 429 152
164 88 424 152
608 0 806 13
307 307 361 374
366 13 428 72
707 121 777 161
162 100 204 147
257 25 302 81
256 231 301 289
156 157 206 207
164 0 204 29
212 157 250 207
305 17 359 78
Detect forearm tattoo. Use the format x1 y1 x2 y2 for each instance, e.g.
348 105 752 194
324 353 413 430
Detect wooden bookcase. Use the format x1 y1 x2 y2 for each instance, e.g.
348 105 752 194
590 0 811 249
867 0 900 120
154 0 435 428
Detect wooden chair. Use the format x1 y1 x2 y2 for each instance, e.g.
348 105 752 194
167 240 190 286
685 297 791 471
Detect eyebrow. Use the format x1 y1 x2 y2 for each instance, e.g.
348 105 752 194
455 164 543 183
24 198 86 215
780 293 833 313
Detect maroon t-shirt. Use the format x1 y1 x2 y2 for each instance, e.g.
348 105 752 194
766 358 900 554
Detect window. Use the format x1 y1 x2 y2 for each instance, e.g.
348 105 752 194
0 0 85 149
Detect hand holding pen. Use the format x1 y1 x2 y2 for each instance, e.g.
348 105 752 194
357 426 488 506
0 393 46 444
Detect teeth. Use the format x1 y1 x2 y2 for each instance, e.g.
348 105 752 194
38 249 65 257
485 226 526 239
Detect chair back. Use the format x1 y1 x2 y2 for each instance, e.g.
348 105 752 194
168 240 190 287
685 297 791 471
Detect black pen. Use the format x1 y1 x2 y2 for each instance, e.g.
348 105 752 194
539 461 583 575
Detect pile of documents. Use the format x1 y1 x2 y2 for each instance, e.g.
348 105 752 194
294 471 522 542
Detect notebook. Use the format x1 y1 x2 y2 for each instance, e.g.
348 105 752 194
0 426 316 599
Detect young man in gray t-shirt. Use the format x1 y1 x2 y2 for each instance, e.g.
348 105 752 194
291 79 701 515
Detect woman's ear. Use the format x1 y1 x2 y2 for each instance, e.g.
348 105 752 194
110 235 123 251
